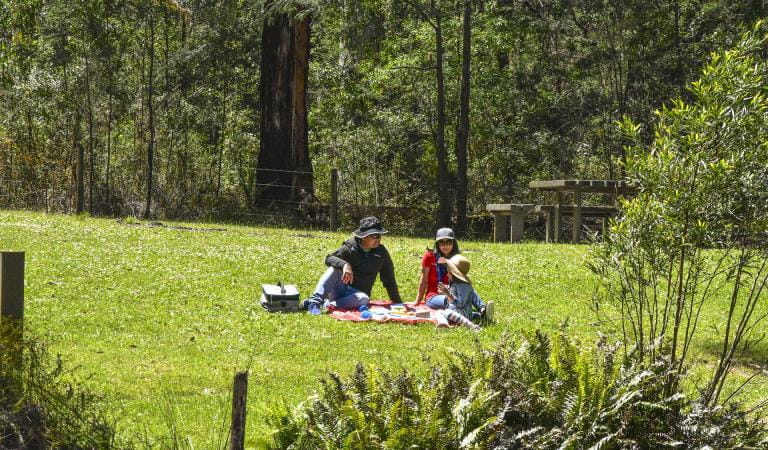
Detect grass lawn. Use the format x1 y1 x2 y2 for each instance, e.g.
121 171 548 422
1 210 766 447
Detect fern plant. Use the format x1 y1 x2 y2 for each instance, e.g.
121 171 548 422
267 331 767 449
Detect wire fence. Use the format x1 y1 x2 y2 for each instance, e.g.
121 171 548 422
0 168 619 241
0 168 486 237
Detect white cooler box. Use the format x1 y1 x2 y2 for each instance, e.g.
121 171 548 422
261 282 301 312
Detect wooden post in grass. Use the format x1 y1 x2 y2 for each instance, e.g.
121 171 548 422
0 251 25 405
330 168 338 231
229 371 248 450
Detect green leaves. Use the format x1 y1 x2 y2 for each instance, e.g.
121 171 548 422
269 331 768 448
593 20 768 407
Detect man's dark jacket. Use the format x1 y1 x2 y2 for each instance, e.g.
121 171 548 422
325 238 402 302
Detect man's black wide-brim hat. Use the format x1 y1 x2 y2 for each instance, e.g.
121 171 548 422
353 216 388 238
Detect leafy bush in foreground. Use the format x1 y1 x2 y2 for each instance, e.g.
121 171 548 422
0 327 116 449
267 332 766 449
592 20 768 406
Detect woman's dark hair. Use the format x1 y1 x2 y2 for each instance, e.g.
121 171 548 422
433 239 460 258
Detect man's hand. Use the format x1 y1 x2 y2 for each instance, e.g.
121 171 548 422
437 282 450 296
342 263 354 284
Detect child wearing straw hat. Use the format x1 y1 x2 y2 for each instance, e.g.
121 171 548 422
434 254 494 330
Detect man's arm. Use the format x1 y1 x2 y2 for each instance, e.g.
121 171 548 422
380 250 402 303
325 244 352 269
326 243 355 284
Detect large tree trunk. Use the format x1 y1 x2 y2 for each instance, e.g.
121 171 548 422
454 0 471 237
433 0 451 228
256 4 313 205
291 14 313 198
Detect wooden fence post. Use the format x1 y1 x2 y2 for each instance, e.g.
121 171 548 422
330 168 338 231
1 251 25 405
229 371 248 450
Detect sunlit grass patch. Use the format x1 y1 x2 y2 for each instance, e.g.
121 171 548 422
0 210 764 445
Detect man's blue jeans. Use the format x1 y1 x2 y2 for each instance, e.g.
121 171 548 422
308 267 370 309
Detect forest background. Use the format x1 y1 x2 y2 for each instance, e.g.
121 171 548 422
1 0 765 234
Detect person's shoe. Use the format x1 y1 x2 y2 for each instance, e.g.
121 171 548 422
307 303 322 315
481 301 495 322
304 299 322 315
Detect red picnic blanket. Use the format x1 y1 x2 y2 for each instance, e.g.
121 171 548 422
328 300 441 325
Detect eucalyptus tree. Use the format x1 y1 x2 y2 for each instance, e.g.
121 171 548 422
256 0 316 204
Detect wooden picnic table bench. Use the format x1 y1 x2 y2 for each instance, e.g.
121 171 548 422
529 179 636 243
486 180 635 244
486 203 535 242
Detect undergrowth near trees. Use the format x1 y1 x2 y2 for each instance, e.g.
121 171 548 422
267 331 767 449
0 326 116 449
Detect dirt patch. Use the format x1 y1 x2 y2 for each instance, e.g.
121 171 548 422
116 219 226 232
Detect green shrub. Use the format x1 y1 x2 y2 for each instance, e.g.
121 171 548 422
591 20 768 405
267 332 767 449
0 327 116 448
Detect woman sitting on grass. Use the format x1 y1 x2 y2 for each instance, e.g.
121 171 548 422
414 227 461 309
434 254 494 330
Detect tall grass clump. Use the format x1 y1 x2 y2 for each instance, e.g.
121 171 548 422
590 20 768 405
267 332 767 448
0 325 116 448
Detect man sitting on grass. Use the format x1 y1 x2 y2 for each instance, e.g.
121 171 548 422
303 216 403 315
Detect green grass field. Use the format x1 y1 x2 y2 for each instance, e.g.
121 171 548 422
1 210 765 447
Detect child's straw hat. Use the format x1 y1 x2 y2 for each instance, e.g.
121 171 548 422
446 254 471 283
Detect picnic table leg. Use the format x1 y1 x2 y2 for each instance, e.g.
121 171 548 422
545 210 553 243
493 213 510 242
572 191 582 244
510 212 525 243
554 192 562 243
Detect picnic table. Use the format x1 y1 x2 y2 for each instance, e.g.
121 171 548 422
486 179 636 244
529 179 636 243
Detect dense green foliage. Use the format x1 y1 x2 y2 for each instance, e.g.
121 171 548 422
0 329 116 448
267 331 767 448
1 1 765 228
591 21 768 406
